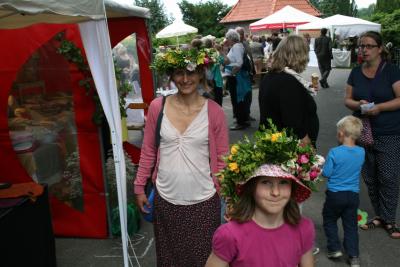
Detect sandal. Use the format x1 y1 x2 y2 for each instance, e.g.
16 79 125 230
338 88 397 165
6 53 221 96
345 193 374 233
359 216 382 230
383 223 400 239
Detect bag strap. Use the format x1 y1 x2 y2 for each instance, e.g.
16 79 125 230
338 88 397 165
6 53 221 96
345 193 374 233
155 95 167 149
145 96 166 193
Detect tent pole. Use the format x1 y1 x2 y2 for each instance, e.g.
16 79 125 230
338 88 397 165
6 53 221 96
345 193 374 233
98 126 113 238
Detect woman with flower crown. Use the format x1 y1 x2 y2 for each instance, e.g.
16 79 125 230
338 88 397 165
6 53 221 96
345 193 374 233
205 122 323 267
134 47 229 266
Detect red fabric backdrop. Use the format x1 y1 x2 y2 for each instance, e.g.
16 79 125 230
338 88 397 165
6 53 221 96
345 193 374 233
0 17 154 237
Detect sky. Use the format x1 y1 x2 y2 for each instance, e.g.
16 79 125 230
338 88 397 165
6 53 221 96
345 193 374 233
118 0 377 20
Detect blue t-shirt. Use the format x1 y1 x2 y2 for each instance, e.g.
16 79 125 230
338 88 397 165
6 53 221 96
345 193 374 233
322 145 365 193
347 63 400 136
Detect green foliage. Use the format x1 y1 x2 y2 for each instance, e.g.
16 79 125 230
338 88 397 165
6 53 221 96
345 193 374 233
371 9 400 47
218 120 323 204
309 0 320 9
151 47 218 75
58 39 133 124
376 0 400 13
152 33 197 48
135 0 171 34
357 4 376 19
318 0 357 17
178 0 231 37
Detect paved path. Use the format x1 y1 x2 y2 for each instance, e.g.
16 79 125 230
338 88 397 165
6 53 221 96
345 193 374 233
56 67 400 267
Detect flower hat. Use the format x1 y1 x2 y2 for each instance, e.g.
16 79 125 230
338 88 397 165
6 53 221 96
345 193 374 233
218 119 324 204
151 47 218 75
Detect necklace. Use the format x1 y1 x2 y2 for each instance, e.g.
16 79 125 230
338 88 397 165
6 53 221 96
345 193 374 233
173 95 205 116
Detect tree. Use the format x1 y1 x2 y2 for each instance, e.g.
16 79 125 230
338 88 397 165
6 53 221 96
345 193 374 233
318 0 357 17
371 9 400 47
135 0 171 34
376 0 400 13
178 0 231 37
309 0 320 9
357 4 376 19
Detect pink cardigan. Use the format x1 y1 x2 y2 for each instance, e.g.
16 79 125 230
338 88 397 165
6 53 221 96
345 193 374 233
134 97 229 195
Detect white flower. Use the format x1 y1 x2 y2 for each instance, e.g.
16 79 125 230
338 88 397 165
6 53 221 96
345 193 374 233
186 62 196 71
315 155 325 166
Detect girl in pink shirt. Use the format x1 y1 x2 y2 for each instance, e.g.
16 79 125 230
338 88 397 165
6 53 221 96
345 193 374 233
206 125 323 267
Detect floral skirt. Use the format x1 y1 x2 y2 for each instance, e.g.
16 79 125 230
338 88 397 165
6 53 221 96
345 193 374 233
153 190 220 267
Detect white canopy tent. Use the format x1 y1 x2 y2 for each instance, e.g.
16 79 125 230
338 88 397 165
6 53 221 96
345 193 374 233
250 5 322 31
296 14 381 39
156 19 198 45
0 1 150 266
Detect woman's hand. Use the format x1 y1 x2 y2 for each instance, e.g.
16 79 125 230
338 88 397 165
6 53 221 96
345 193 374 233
300 135 312 146
364 104 381 116
136 193 150 213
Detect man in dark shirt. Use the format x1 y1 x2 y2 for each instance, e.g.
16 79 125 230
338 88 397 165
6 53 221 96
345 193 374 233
315 28 333 88
271 32 281 51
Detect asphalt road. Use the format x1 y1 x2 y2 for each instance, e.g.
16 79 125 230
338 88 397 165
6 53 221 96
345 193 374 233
56 66 400 267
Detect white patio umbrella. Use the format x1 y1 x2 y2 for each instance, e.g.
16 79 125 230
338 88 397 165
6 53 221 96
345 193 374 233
250 5 322 31
156 19 198 45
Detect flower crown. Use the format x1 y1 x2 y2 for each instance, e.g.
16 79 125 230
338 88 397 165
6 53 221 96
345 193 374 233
151 47 218 75
218 120 324 204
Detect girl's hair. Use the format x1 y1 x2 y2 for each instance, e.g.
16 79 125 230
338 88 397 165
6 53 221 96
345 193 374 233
336 115 363 140
359 31 390 61
229 177 301 225
270 35 309 73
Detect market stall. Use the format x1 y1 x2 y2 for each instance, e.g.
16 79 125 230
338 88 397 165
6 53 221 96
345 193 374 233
0 0 153 243
296 14 381 39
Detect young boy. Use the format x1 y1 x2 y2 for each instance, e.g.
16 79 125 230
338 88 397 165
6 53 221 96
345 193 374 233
322 115 365 267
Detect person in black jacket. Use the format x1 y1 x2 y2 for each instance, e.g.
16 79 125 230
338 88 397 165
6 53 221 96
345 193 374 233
315 28 333 88
259 35 319 146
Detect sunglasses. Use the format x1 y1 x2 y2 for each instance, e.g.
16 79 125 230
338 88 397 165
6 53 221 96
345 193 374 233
358 44 379 49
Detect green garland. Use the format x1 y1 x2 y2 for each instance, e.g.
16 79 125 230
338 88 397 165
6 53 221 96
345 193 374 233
57 37 131 124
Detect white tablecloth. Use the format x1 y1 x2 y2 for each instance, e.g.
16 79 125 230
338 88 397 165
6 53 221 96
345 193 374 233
331 49 351 67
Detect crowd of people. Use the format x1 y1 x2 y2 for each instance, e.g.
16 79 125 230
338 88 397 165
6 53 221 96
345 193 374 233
134 29 400 267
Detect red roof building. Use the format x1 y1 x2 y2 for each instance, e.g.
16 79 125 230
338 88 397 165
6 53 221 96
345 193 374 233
221 0 321 31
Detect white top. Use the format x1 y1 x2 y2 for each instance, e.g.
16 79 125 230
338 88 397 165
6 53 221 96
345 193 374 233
227 42 244 67
156 100 216 205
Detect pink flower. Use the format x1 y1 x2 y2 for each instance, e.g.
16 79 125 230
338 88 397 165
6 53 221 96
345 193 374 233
297 154 309 164
309 170 319 181
204 57 210 64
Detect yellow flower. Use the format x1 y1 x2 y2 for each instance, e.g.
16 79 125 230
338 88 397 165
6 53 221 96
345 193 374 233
228 155 233 161
271 132 282 142
197 52 206 65
230 145 239 155
166 53 176 64
229 162 239 173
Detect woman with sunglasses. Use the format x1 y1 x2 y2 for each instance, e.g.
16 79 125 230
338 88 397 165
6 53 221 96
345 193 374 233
344 31 400 239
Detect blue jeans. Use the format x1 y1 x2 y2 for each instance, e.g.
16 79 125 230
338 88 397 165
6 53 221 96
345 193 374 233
322 190 359 257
